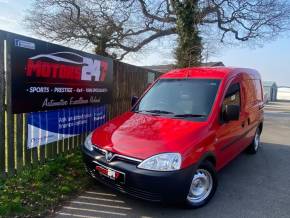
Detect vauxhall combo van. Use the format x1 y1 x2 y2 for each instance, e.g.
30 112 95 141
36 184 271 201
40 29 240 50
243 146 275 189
82 67 264 208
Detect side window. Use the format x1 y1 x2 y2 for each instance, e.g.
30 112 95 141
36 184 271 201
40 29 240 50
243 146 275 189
222 83 241 113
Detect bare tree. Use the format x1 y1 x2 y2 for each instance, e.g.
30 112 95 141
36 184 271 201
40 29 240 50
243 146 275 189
25 0 290 63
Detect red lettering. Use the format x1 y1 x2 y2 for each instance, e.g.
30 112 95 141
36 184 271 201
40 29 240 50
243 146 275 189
73 66 82 80
40 62 51 78
25 59 85 81
58 65 66 79
26 59 41 77
51 63 60 78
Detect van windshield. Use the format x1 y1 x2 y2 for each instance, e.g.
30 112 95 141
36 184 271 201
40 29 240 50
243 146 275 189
133 79 221 120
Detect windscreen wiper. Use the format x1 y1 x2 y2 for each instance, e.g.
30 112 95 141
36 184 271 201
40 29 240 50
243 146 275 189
136 110 174 114
173 114 206 118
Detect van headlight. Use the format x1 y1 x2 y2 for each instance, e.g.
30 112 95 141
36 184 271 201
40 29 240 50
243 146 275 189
137 153 182 171
84 132 94 151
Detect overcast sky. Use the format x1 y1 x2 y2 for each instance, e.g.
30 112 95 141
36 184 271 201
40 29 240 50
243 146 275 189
1 0 290 86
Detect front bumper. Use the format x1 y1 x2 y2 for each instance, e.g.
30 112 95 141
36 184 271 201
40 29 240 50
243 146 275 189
82 147 196 203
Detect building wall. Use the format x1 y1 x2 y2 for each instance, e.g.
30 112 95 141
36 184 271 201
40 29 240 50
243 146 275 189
263 86 271 101
263 85 278 102
277 87 290 101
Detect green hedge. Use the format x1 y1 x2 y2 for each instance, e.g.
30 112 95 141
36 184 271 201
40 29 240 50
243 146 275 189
0 150 90 217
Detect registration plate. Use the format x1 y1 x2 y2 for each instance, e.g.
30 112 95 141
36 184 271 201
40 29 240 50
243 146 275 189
94 161 125 184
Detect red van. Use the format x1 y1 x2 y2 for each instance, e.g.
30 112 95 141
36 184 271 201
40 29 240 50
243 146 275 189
82 67 264 208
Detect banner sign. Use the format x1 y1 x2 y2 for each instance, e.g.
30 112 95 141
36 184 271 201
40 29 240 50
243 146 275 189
27 105 106 149
8 32 113 113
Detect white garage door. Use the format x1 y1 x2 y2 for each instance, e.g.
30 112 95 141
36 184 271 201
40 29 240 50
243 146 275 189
277 87 290 101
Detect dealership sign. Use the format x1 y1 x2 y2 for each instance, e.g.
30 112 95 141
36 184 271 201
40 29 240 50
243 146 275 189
9 33 113 113
27 105 106 149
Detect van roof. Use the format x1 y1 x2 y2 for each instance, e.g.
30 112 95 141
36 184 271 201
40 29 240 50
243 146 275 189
160 67 260 80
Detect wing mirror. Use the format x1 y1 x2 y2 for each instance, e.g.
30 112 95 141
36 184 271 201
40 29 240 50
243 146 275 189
131 96 139 107
223 105 240 122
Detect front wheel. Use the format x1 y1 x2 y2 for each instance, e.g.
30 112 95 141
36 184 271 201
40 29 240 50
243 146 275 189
246 128 261 154
185 161 218 208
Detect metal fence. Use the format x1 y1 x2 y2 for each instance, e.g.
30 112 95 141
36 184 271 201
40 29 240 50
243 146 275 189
0 31 161 177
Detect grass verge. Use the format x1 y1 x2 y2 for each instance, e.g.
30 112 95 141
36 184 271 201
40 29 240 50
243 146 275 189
0 150 90 217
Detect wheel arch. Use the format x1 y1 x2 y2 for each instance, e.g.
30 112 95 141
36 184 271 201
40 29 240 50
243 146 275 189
198 152 217 168
258 122 263 133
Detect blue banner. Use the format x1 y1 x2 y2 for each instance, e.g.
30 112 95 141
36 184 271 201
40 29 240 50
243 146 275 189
27 105 106 149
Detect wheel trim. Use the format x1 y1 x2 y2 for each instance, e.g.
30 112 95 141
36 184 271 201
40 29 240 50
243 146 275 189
254 131 260 151
187 169 213 204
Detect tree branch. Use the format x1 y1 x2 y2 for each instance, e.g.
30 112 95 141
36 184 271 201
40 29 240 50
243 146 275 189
137 0 176 23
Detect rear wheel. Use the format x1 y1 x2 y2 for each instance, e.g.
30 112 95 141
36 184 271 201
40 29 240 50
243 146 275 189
185 161 217 208
246 128 261 154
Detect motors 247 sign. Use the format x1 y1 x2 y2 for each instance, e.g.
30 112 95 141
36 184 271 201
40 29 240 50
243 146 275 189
10 33 113 113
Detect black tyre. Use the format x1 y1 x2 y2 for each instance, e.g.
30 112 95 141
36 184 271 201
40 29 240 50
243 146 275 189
246 128 261 154
185 161 218 208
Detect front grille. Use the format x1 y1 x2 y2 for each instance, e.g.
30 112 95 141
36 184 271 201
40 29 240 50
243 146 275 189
113 155 140 164
85 165 161 202
92 146 142 165
93 146 103 154
95 172 162 202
